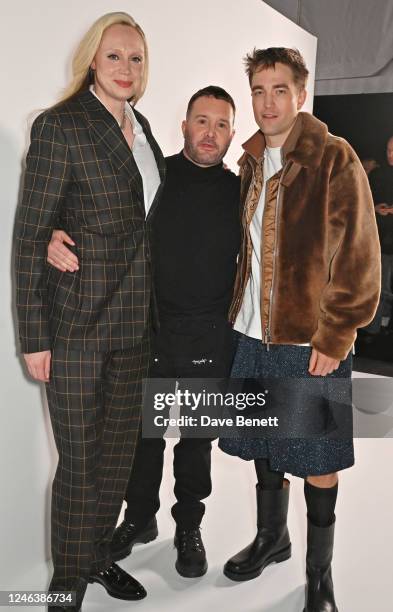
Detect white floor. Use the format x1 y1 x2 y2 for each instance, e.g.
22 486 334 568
19 439 386 612
10 437 389 612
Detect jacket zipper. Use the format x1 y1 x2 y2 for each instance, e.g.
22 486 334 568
261 171 271 349
264 165 288 350
232 159 258 319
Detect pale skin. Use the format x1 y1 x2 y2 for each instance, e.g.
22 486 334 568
181 95 235 167
250 63 342 487
375 203 393 215
23 23 146 382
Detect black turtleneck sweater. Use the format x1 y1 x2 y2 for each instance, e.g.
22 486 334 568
152 152 240 318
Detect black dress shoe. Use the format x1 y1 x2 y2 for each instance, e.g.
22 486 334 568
174 527 208 578
111 516 158 561
89 563 147 600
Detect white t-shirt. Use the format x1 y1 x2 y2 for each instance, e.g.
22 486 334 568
234 146 282 339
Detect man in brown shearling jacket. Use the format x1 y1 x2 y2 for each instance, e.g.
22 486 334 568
219 48 380 612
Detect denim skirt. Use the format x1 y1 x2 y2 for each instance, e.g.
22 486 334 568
218 334 354 477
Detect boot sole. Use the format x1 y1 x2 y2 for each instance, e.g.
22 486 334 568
223 543 292 582
175 561 208 578
111 526 159 562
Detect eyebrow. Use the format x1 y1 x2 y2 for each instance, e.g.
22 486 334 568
103 47 144 54
251 83 289 91
194 114 230 125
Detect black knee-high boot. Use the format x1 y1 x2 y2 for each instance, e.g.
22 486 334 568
223 479 291 581
304 481 339 612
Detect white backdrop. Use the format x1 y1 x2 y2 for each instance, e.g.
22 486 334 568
0 0 324 604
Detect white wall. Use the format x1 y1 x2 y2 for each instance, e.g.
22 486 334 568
0 0 317 596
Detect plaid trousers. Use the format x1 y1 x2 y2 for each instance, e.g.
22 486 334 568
46 335 150 592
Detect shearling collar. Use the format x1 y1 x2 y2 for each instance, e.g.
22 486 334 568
240 112 328 169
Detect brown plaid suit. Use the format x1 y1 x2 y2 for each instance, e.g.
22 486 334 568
15 90 165 597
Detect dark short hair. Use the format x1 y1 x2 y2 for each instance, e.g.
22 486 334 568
244 47 309 89
186 85 236 118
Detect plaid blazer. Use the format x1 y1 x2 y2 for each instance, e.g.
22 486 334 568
15 90 165 353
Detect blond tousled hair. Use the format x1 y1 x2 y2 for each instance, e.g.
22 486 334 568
58 11 149 106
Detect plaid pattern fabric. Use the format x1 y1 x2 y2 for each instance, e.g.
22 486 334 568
46 337 150 589
15 90 165 353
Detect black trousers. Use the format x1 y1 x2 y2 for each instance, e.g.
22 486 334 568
124 317 235 529
46 337 150 595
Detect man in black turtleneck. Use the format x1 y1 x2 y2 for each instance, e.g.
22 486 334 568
47 86 240 579
116 88 240 578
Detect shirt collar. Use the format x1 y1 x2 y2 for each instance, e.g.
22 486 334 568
89 85 146 144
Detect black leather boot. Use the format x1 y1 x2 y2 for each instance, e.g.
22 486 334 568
174 527 208 578
224 480 291 581
111 516 158 561
303 519 338 612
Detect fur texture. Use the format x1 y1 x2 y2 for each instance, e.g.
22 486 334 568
229 112 381 360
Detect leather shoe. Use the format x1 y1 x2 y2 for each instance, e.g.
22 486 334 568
174 527 208 578
111 516 158 561
89 563 147 600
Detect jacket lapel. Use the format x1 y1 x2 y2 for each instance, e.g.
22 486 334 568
78 91 166 220
79 91 144 204
240 113 329 188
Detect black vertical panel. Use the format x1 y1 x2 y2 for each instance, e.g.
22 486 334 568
314 94 393 163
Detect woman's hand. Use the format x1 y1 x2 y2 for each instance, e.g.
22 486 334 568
23 350 51 382
375 203 393 216
47 230 79 272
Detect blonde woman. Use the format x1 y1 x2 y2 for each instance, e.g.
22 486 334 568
15 12 164 611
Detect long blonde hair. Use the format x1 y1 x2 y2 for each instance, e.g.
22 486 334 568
58 12 149 106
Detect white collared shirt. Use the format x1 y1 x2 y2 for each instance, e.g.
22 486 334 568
89 86 160 216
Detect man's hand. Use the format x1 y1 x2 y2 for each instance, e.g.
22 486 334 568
23 350 51 382
47 230 79 272
308 348 340 376
375 203 393 216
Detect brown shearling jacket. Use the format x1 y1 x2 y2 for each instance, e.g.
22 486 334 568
229 112 381 360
